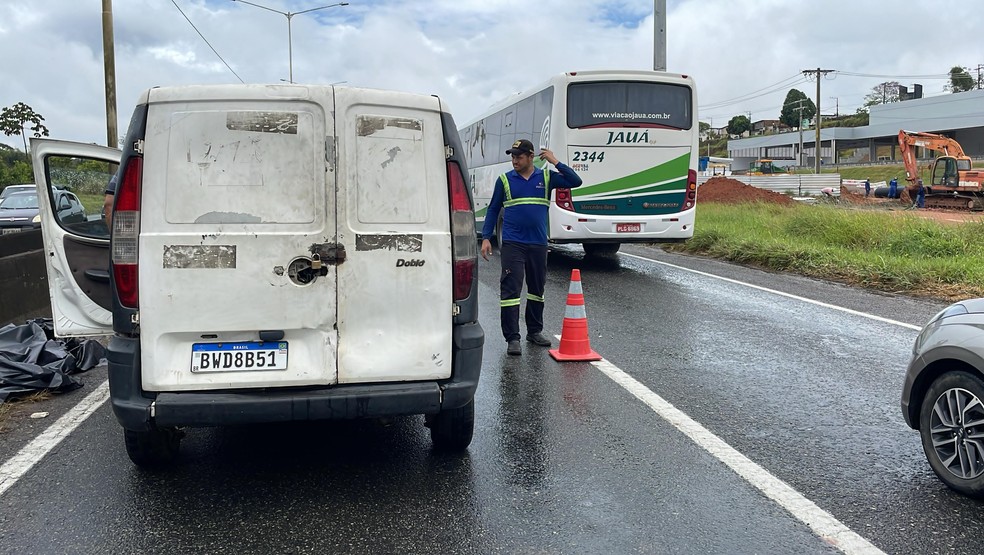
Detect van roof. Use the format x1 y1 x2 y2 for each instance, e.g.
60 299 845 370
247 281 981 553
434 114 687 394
138 84 448 114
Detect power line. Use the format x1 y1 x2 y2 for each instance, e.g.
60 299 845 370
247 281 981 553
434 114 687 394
170 0 245 83
834 71 951 80
698 73 807 110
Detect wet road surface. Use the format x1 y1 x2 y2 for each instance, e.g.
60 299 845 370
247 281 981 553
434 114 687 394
1 243 978 554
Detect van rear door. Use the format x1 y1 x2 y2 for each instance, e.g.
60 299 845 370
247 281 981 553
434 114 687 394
136 88 339 391
30 139 119 337
333 89 453 383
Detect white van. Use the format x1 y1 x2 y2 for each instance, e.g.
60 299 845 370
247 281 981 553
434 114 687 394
31 84 484 467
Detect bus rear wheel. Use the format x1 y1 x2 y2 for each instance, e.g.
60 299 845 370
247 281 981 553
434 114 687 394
583 242 620 258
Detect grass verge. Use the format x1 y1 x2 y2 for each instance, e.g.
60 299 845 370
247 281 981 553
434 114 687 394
666 201 984 302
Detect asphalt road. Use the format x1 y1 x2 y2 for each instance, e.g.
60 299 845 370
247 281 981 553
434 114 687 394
1 243 976 554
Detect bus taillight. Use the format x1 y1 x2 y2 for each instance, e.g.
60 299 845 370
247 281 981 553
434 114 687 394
684 169 697 209
555 188 575 212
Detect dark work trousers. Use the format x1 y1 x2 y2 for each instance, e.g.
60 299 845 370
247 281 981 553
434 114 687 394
499 241 548 342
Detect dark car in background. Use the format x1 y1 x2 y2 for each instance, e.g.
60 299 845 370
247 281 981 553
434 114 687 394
0 190 86 234
902 298 984 498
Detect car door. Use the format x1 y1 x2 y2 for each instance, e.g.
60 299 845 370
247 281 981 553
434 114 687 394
31 138 120 337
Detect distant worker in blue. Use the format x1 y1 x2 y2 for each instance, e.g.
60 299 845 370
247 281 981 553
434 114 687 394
864 178 871 197
480 139 583 356
916 179 926 208
889 177 898 199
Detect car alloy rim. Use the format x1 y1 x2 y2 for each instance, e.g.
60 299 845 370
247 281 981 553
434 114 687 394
930 387 984 480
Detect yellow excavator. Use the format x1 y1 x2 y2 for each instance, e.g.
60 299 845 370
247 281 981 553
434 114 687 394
747 159 788 176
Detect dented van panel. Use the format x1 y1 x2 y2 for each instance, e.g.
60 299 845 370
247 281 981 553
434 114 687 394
138 91 338 391
334 90 453 383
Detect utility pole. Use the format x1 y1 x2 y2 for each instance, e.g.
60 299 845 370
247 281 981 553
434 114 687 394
794 100 806 167
829 96 838 117
803 68 834 173
101 0 118 148
653 0 666 71
706 116 712 156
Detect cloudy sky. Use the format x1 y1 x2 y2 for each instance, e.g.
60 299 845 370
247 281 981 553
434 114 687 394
0 0 981 150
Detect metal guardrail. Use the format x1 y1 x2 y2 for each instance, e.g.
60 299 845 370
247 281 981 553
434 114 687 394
697 174 842 196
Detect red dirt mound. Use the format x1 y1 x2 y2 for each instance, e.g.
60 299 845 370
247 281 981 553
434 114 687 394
698 177 794 205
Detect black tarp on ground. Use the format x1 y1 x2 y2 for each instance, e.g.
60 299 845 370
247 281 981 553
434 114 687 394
0 318 106 403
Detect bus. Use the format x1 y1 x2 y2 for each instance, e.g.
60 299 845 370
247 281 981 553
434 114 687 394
459 70 698 257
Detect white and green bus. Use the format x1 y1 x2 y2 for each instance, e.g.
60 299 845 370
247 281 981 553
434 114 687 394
459 70 698 257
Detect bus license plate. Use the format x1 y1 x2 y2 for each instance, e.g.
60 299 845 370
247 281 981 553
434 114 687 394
616 223 641 233
191 341 288 372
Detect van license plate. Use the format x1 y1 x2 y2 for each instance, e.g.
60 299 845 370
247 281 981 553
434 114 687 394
616 223 641 233
191 341 288 372
2 228 20 235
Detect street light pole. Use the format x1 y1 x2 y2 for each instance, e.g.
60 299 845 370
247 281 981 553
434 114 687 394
232 0 349 83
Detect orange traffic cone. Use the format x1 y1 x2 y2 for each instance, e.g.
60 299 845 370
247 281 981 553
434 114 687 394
550 269 602 362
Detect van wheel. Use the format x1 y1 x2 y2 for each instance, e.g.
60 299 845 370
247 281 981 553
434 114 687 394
583 242 620 258
124 427 182 468
430 398 474 451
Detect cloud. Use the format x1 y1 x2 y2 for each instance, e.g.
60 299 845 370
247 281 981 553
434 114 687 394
0 0 982 150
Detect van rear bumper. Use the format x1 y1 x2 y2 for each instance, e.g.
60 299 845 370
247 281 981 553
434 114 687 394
107 322 484 430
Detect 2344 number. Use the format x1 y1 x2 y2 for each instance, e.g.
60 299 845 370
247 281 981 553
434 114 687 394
572 151 605 162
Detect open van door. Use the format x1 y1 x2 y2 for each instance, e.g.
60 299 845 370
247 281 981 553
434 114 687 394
31 138 120 337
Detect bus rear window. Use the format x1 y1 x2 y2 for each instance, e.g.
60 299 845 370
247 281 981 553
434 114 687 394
567 81 692 130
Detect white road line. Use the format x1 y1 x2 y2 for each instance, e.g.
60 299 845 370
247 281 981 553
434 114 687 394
591 358 885 555
0 380 110 498
620 252 923 331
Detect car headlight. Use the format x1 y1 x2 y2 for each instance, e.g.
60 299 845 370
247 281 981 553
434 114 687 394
32 214 41 223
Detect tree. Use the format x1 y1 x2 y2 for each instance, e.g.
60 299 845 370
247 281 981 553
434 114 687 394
863 81 901 107
699 121 710 135
727 115 750 137
947 66 975 93
0 102 50 153
779 89 816 129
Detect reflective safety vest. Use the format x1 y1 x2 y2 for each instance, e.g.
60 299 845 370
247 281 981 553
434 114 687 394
500 170 550 208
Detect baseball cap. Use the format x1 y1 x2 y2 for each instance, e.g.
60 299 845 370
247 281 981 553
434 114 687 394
505 139 535 156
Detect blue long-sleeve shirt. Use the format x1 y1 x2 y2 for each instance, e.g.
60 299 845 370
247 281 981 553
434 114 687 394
481 163 582 245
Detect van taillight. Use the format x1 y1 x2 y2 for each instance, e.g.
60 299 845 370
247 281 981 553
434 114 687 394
555 188 575 211
112 157 142 308
447 161 476 301
685 169 697 209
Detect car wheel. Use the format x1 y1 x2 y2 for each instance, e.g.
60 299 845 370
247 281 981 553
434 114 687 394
429 398 475 452
919 371 984 498
124 427 183 468
583 242 620 258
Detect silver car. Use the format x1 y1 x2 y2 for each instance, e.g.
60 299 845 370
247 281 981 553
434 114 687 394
902 298 984 498
0 183 35 200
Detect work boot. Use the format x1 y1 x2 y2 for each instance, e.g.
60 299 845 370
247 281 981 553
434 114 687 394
526 332 552 347
507 340 522 356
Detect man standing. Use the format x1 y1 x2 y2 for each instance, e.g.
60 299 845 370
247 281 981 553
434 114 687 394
889 176 898 199
916 179 926 208
864 178 871 198
480 139 582 356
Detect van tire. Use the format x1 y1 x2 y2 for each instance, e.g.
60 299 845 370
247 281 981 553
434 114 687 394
583 242 620 258
430 398 475 451
124 427 182 468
